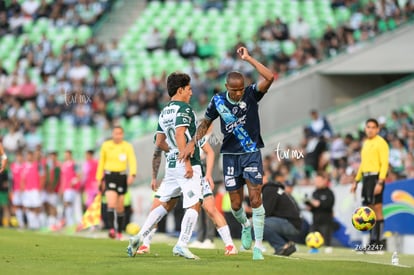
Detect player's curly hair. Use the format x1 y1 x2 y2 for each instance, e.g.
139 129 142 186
167 72 191 97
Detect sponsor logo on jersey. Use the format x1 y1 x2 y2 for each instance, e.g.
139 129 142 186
224 114 247 133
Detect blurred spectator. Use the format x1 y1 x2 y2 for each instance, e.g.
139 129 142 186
145 27 163 52
290 17 310 40
26 101 42 125
3 124 26 153
201 0 224 12
68 59 90 82
309 110 333 138
389 137 407 174
24 124 42 150
322 25 341 57
7 0 22 17
0 11 9 35
36 0 52 19
180 32 198 59
272 17 289 41
165 29 178 52
20 74 37 101
303 129 328 181
330 134 348 170
22 0 40 17
42 95 62 118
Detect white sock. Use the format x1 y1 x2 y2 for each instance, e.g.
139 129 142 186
65 205 74 226
39 212 47 228
48 216 57 227
15 208 25 228
32 213 40 229
139 205 167 239
25 209 33 229
177 208 198 247
26 210 34 229
217 225 234 247
143 228 157 246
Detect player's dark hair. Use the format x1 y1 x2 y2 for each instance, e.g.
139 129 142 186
226 71 244 84
86 150 94 155
167 72 191 97
366 118 379 127
65 150 72 155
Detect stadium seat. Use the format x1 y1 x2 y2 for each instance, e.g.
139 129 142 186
282 40 297 56
77 25 92 45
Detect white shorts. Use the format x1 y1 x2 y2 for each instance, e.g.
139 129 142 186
12 191 23 206
63 189 76 204
23 190 42 208
46 193 59 206
157 164 202 209
201 178 213 198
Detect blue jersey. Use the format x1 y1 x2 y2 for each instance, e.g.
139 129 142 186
205 84 265 154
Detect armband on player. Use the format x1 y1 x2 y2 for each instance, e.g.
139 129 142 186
1 154 7 160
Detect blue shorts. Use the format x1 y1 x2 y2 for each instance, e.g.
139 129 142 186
222 151 264 191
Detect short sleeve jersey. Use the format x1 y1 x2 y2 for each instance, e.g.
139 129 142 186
205 84 265 154
157 100 201 166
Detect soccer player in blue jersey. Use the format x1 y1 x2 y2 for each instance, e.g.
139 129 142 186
182 47 274 260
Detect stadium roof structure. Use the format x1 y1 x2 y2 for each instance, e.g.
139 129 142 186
318 24 414 75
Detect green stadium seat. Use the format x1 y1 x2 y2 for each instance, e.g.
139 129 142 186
387 18 397 31
335 7 351 24
281 40 296 56
377 20 388 33
77 25 92 45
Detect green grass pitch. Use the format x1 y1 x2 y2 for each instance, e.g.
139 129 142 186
0 228 413 275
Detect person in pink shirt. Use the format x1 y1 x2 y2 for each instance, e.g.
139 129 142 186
60 150 80 227
19 74 37 101
11 151 25 228
22 151 42 229
82 150 99 209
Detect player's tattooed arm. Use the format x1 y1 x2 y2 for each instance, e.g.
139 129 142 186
151 147 162 191
180 118 212 160
195 118 212 143
152 147 162 180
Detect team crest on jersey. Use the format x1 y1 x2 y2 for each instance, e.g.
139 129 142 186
232 107 238 114
238 101 246 110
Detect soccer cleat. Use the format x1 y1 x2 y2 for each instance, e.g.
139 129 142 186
241 226 252 250
224 244 238 255
108 229 116 239
126 236 141 257
252 247 264 260
172 245 200 260
136 245 150 254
